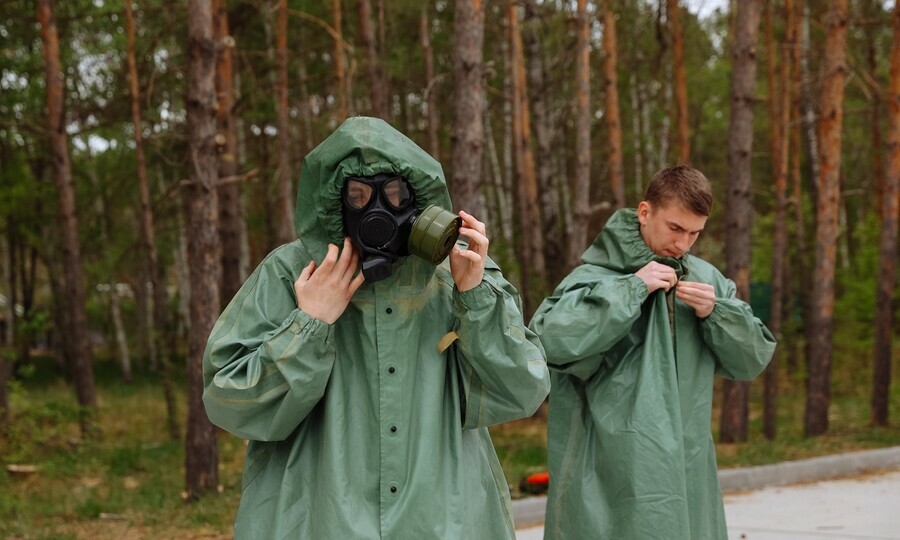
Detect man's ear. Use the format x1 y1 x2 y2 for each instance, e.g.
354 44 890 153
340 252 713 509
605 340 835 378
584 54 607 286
636 201 651 226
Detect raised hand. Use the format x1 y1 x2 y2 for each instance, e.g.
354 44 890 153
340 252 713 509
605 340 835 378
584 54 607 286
294 237 366 324
449 210 489 293
675 281 716 319
635 261 679 294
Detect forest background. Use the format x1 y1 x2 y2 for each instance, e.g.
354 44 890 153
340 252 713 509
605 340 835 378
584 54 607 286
1 0 899 537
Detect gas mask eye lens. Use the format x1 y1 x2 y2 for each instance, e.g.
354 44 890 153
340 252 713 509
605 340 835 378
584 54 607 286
382 178 412 211
345 179 374 210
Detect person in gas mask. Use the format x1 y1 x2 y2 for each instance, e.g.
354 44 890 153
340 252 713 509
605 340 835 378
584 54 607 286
203 116 550 539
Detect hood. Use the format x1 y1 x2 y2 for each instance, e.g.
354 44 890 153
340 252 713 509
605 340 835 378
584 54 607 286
294 116 453 261
581 208 688 278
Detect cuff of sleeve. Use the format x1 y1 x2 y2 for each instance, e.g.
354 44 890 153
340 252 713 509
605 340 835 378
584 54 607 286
702 299 735 325
625 274 650 299
289 308 333 343
454 280 497 312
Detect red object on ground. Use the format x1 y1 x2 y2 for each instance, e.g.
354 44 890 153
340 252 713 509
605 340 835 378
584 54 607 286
526 471 549 485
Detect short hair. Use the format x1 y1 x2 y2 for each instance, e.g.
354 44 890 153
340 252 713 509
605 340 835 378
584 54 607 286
644 165 713 216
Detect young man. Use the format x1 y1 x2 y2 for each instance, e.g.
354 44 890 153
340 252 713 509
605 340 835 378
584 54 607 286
530 166 776 539
203 117 550 539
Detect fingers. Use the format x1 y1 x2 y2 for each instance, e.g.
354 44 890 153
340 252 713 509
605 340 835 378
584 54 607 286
457 211 489 259
335 237 357 280
319 243 339 273
297 260 316 283
348 270 366 295
636 261 680 293
458 210 486 236
452 245 482 264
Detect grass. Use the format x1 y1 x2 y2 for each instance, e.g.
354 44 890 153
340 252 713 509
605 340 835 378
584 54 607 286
1 348 899 538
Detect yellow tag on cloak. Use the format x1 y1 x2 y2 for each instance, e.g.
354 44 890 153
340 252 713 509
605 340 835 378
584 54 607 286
437 331 459 353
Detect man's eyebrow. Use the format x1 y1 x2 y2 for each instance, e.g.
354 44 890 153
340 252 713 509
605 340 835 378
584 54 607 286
666 220 704 234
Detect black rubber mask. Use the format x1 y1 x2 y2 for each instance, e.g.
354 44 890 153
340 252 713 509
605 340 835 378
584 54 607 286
341 174 461 283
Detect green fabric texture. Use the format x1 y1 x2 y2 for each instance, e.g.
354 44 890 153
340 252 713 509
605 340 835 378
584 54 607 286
203 116 550 539
530 208 776 540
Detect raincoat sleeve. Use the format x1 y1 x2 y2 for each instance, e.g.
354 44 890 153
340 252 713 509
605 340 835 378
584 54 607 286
203 245 336 442
701 277 777 381
529 265 649 381
452 264 550 429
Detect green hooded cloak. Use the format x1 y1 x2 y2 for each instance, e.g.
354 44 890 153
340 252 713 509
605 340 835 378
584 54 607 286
203 117 550 539
529 208 776 540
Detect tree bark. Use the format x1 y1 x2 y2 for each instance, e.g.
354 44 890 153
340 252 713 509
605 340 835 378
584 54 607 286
524 1 564 289
421 4 439 160
509 1 545 315
450 0 485 217
275 0 294 245
603 3 626 209
763 0 792 440
805 0 848 437
357 0 389 119
334 0 348 121
0 228 15 423
485 111 514 258
84 138 132 384
721 0 761 444
631 71 647 198
37 0 97 433
872 0 900 427
669 0 690 164
124 0 154 372
789 0 808 375
184 0 221 498
570 0 591 270
214 0 247 306
126 0 180 440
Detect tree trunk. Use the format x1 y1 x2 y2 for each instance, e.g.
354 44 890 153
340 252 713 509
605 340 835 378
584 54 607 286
509 1 545 316
214 0 246 306
334 0 348 121
790 0 808 376
872 0 900 426
126 0 180 440
603 3 626 209
450 0 485 217
721 0 761 444
570 0 591 270
421 5 439 160
868 11 885 219
631 70 648 198
0 227 16 424
763 0 792 440
84 137 133 384
805 0 848 437
484 111 514 262
357 0 389 119
800 3 820 206
669 0 690 164
524 1 564 289
37 0 97 433
184 0 221 498
275 0 294 245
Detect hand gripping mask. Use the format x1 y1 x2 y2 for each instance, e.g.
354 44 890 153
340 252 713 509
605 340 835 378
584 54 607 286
341 174 462 283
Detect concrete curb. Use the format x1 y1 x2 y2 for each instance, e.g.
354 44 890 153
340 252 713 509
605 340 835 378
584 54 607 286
511 445 900 528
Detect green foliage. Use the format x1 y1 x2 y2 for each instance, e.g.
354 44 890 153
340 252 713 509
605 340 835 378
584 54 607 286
832 213 896 368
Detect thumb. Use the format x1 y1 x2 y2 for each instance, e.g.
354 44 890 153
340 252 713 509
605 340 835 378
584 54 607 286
298 260 316 283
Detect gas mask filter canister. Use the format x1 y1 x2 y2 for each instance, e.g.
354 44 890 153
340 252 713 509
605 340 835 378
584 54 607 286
341 174 462 283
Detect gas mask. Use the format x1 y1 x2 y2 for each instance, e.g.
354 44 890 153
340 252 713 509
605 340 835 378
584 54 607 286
341 174 462 283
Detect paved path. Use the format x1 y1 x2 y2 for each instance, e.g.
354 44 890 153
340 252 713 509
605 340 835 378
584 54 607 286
514 447 900 540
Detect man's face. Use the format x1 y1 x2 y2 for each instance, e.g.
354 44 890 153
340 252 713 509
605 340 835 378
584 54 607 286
636 200 707 259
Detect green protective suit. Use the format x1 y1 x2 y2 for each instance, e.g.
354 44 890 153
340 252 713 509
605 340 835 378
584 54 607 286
529 208 776 540
203 117 550 539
